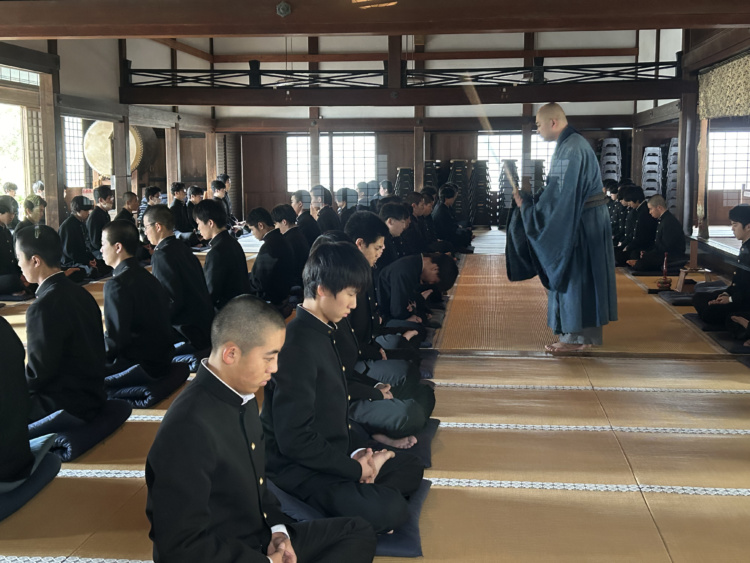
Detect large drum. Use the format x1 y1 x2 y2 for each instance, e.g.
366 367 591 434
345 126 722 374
83 121 157 177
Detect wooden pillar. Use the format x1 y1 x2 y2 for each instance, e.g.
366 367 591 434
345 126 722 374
696 118 710 239
414 106 425 191
310 107 320 187
39 73 64 229
387 36 402 89
112 117 130 210
205 131 217 198
677 91 698 235
521 32 535 191
165 125 180 205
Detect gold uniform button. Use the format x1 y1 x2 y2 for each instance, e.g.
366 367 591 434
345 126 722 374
348 395 351 401
251 443 256 450
342 366 346 372
259 477 264 485
264 512 268 519
348 424 352 429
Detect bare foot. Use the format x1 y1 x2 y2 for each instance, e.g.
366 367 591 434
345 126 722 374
544 342 592 354
731 316 750 329
372 434 418 449
744 339 750 348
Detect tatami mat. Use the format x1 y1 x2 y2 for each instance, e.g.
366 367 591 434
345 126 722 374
64 421 160 471
432 356 590 386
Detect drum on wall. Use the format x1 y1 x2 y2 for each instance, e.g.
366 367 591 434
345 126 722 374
83 121 157 177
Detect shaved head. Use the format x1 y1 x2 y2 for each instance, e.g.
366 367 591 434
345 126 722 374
537 102 567 121
536 103 568 142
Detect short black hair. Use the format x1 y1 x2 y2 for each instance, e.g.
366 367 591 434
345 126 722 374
93 185 113 203
145 186 162 200
336 187 357 207
603 179 619 193
421 187 437 202
729 205 750 228
103 219 140 256
620 185 645 204
310 185 333 206
217 173 230 184
15 224 62 267
344 211 388 246
143 204 174 231
303 240 372 299
70 195 93 212
439 185 457 202
271 204 297 225
123 191 138 205
310 230 354 253
380 180 394 195
247 207 274 228
2 182 18 194
356 181 367 195
379 202 408 222
291 189 311 209
24 194 46 212
212 294 285 354
404 192 424 207
188 185 204 198
170 182 186 195
426 253 459 292
0 195 17 215
193 198 228 227
211 180 226 192
32 180 45 194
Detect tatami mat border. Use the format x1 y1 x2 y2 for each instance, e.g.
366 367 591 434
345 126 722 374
434 382 750 394
128 415 164 422
0 558 151 563
58 469 144 479
439 422 750 435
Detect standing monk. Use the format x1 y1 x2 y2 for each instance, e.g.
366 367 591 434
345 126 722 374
513 103 617 353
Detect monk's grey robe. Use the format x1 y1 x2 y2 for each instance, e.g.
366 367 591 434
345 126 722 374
519 126 618 335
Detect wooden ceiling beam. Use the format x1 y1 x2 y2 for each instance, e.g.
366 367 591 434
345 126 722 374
121 79 695 107
151 38 213 63
1 1 749 39
682 28 750 71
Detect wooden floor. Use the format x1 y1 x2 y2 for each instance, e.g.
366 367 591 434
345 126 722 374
2 228 750 562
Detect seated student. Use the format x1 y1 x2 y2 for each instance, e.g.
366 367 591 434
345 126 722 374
144 204 214 351
168 182 198 245
113 191 139 224
417 188 446 253
356 181 371 211
146 296 376 563
246 207 295 309
271 203 310 288
2 182 20 230
87 186 114 260
378 252 458 328
615 185 657 266
0 316 35 484
627 195 686 271
311 185 341 233
0 195 26 295
336 187 357 230
194 199 250 311
400 192 428 255
367 180 382 213
138 186 163 243
432 185 472 250
100 220 174 378
59 195 110 278
16 226 107 422
611 185 634 246
32 180 44 197
604 179 621 234
261 242 425 534
186 185 204 232
377 202 410 272
14 194 47 236
216 173 239 224
290 189 321 248
693 205 750 325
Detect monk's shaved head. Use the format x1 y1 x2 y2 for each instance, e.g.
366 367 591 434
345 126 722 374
536 103 569 142
537 102 567 122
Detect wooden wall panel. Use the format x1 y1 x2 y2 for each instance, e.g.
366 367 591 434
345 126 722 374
377 132 413 184
240 134 288 215
429 132 478 186
179 134 207 189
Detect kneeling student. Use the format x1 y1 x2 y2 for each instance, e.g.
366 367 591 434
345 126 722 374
146 296 376 563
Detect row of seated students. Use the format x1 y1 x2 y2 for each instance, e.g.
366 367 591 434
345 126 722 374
606 182 686 271
1 202 458 560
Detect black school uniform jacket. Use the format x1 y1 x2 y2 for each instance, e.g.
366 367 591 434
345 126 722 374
350 274 385 361
282 226 310 287
295 210 321 248
0 222 21 279
0 316 34 483
186 202 199 231
170 199 195 243
376 231 400 272
59 215 96 268
727 239 750 309
431 202 459 243
114 207 136 224
151 236 214 350
103 258 174 377
204 230 250 310
645 210 685 259
377 254 422 323
623 201 658 255
262 306 363 495
25 272 107 421
248 229 294 305
339 205 356 230
86 206 111 259
316 205 341 233
146 365 291 563
334 318 384 402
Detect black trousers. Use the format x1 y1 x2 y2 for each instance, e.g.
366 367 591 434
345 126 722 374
287 516 376 563
299 452 424 534
693 290 738 325
0 273 24 295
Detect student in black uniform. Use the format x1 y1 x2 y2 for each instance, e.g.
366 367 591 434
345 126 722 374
147 296 377 563
612 186 635 248
59 195 110 278
186 185 204 232
216 173 237 222
432 185 472 250
138 186 163 243
336 187 357 230
628 195 686 271
271 203 310 288
311 185 341 234
194 199 250 311
87 186 113 260
694 205 750 325
14 194 46 236
262 242 424 534
246 207 295 310
100 220 174 378
615 185 658 267
113 191 139 224
168 182 198 245
356 182 371 211
16 226 107 422
144 204 214 351
399 192 428 256
0 316 34 485
0 195 26 295
2 182 20 230
377 202 410 271
290 189 321 248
